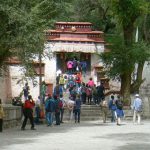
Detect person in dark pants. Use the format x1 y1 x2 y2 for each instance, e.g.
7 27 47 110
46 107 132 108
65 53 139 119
54 95 62 125
81 83 87 104
74 94 82 123
21 95 36 130
59 95 66 123
0 99 4 132
97 82 105 105
35 96 41 124
109 95 117 122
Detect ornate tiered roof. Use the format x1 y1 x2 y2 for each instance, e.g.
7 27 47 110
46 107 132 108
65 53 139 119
45 22 105 53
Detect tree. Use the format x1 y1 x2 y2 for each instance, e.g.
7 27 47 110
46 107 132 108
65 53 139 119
101 0 150 103
0 0 63 76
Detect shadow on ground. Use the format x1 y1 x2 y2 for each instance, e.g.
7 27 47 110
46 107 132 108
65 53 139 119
0 121 109 149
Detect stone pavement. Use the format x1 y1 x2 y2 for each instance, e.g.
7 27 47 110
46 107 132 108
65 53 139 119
0 120 150 150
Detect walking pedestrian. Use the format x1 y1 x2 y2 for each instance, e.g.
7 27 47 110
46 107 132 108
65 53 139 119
60 94 66 123
21 95 36 130
74 94 82 123
97 82 105 105
109 95 117 122
35 96 41 125
115 95 124 125
100 99 108 123
132 94 142 124
67 98 75 121
45 94 55 126
54 95 62 125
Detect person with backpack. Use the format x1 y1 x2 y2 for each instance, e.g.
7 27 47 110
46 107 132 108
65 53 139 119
75 73 81 88
74 94 82 123
86 85 92 105
97 82 105 105
21 95 36 130
54 95 62 125
59 94 66 123
81 82 87 104
59 74 65 91
45 94 55 126
109 95 117 122
132 94 142 124
115 95 124 125
92 84 98 105
53 84 63 98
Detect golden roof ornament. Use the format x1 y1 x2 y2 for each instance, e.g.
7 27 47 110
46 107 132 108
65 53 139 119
71 26 76 32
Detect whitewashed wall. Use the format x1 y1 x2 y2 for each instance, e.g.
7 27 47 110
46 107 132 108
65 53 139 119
42 53 56 85
0 77 7 102
141 62 150 87
9 66 42 101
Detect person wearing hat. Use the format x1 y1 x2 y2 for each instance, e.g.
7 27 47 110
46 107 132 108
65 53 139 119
132 94 142 124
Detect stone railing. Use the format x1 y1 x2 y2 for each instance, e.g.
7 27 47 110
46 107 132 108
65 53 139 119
3 104 22 128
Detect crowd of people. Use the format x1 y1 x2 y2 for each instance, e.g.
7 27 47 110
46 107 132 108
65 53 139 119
66 58 87 76
0 79 143 132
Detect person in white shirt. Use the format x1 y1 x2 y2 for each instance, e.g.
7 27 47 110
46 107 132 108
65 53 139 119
35 96 41 124
132 94 142 124
67 99 75 121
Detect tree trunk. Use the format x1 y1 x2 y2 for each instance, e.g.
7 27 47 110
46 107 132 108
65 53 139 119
120 24 134 104
120 71 132 105
131 61 145 93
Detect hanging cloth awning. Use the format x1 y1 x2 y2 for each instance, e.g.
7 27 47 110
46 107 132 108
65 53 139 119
44 42 104 54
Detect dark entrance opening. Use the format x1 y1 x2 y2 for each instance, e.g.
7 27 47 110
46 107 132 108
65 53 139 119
56 52 91 74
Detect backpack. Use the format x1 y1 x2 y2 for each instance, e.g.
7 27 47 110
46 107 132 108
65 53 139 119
81 86 86 94
45 100 51 112
55 100 62 112
117 100 123 109
58 100 63 109
76 77 79 81
24 100 34 109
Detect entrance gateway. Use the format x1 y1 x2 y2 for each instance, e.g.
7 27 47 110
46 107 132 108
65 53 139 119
3 22 110 101
44 22 110 93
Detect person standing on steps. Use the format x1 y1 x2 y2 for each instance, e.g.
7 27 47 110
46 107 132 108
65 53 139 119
97 82 105 105
23 83 30 100
21 95 36 130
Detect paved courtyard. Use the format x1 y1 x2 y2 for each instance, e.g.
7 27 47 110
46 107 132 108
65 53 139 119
0 120 150 150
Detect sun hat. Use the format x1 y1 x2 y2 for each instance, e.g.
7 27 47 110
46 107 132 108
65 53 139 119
135 94 139 97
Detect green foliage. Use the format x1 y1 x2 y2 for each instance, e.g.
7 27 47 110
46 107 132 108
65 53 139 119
101 35 150 80
0 0 64 75
112 0 149 27
73 0 115 32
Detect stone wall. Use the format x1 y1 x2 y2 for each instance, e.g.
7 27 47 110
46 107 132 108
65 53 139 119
3 104 22 128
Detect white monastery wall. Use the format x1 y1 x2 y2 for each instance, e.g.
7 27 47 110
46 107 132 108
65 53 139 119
141 62 150 87
9 66 42 101
0 77 7 102
43 54 56 85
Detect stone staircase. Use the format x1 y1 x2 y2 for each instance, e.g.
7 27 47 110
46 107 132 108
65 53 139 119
80 105 102 121
63 104 133 122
